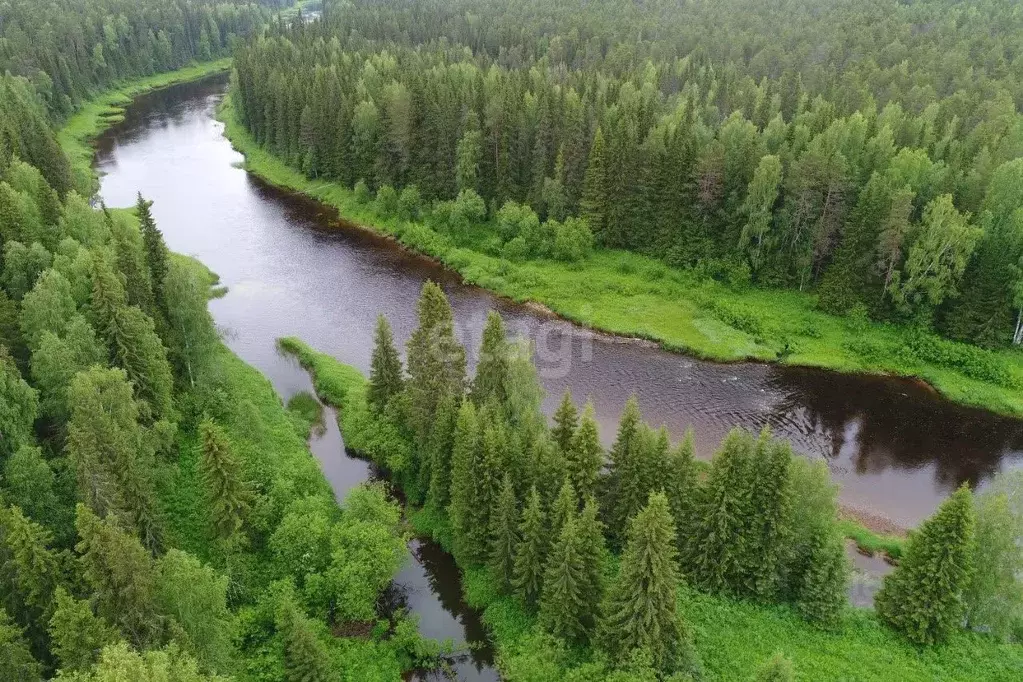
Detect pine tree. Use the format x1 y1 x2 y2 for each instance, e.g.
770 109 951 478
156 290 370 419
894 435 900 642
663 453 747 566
566 402 602 502
276 592 332 682
794 527 848 628
74 504 161 648
752 652 795 682
551 390 578 457
512 486 548 606
48 587 118 674
664 429 699 558
367 314 403 414
470 310 509 408
489 473 519 590
575 496 606 635
199 419 251 541
597 492 695 674
689 429 755 594
137 194 170 313
875 485 976 645
405 282 466 442
539 515 588 642
551 479 577 540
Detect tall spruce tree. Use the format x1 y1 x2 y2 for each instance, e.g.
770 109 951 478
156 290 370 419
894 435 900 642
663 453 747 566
664 429 699 559
448 400 482 563
404 282 466 443
575 496 606 635
743 431 793 600
367 314 403 414
0 608 41 682
74 504 161 648
276 591 332 682
602 395 643 546
47 587 118 674
794 526 848 628
136 194 170 313
539 515 588 643
512 486 548 606
470 310 509 408
425 394 459 508
489 474 519 590
875 485 976 645
597 492 695 674
689 429 755 594
465 412 506 563
551 390 578 457
551 479 577 540
567 402 602 502
199 420 252 541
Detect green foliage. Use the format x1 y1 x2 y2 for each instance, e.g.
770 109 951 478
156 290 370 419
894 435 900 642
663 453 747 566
512 486 548 606
489 473 519 590
2 446 59 526
367 314 404 414
470 310 510 407
47 588 118 674
876 486 977 646
19 268 76 350
0 608 41 682
275 587 333 682
163 258 219 388
61 642 227 682
751 652 795 681
199 419 252 541
0 348 38 457
539 515 588 643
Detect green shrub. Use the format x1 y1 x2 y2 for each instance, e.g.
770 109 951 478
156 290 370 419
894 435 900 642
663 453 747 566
375 184 399 217
502 235 530 261
352 179 371 204
397 185 422 221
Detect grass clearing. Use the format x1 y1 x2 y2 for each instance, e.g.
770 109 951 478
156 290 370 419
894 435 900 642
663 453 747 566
279 336 1023 681
220 97 1023 418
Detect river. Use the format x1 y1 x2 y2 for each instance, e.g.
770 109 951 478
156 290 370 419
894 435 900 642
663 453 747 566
91 74 1022 673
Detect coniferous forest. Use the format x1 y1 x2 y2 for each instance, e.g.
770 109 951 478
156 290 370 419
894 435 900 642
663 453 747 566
232 0 1023 353
1 0 1023 679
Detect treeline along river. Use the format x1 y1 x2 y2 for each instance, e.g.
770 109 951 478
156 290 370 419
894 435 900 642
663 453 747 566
92 74 1023 534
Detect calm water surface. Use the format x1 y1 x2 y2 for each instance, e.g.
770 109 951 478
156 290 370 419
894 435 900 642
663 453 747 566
93 76 1023 530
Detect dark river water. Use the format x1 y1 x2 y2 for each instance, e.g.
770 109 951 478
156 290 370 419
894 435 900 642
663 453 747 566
91 75 1023 669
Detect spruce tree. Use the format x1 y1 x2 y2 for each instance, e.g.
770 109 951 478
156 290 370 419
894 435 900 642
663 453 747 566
551 479 577 540
74 504 161 648
199 419 252 541
611 423 657 548
448 400 481 562
752 652 795 682
580 127 609 237
689 429 755 594
551 390 578 457
48 588 118 674
470 310 509 408
794 527 848 628
539 515 588 642
566 402 602 502
108 207 154 317
597 492 695 674
465 413 506 563
0 505 59 626
136 194 170 312
512 486 548 606
664 429 699 558
602 395 642 546
367 314 403 414
575 496 606 635
0 608 41 682
743 431 793 600
488 473 519 590
875 485 976 646
276 592 332 682
404 281 466 442
425 394 459 508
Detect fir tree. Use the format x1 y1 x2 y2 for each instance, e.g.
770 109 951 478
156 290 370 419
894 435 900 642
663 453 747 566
470 310 509 408
597 492 695 674
580 127 609 238
743 431 793 600
566 402 602 502
575 496 606 635
48 588 118 674
425 394 459 508
276 592 332 682
875 485 976 646
512 486 548 606
602 395 643 546
610 423 657 548
74 504 161 648
689 429 755 594
489 474 519 590
199 419 252 541
664 429 699 558
404 282 466 444
794 527 848 628
367 314 403 414
551 390 578 457
465 413 506 563
136 194 170 313
551 479 577 540
539 515 588 642
448 400 482 563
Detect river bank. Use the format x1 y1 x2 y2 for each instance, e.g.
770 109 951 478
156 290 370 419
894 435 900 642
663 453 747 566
216 94 1023 419
57 58 232 194
279 335 1022 682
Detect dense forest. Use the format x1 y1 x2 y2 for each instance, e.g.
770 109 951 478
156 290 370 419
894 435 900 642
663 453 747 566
232 0 1023 348
0 1 440 680
284 282 1023 677
0 0 277 118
